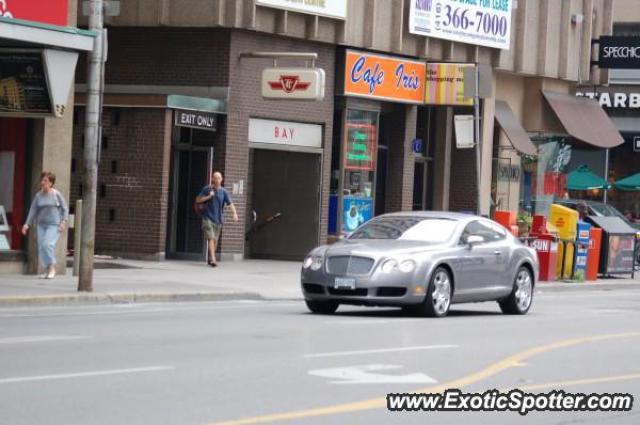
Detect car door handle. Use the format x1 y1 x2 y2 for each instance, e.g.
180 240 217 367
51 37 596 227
493 251 502 256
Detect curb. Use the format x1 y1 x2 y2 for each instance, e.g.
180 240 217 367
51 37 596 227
0 291 268 307
536 282 640 293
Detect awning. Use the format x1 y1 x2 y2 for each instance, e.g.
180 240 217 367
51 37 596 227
0 17 95 51
494 100 537 155
614 173 640 191
566 165 611 190
542 91 624 148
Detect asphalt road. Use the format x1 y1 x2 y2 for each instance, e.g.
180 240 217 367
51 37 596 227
0 289 639 425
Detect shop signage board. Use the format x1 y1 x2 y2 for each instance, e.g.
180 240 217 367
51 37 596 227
498 164 521 182
344 123 376 170
576 91 640 109
453 115 474 149
174 110 217 132
0 51 52 115
0 0 68 26
248 118 322 149
344 50 426 104
425 63 474 105
261 68 325 101
255 0 347 19
597 36 640 69
409 0 513 50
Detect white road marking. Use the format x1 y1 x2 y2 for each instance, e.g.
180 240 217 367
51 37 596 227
308 364 438 384
0 302 298 318
0 366 175 384
0 335 89 345
303 344 458 358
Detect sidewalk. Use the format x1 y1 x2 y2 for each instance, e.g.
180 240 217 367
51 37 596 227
0 258 639 306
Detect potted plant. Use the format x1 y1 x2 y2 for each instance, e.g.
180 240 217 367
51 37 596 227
521 154 537 174
517 211 533 238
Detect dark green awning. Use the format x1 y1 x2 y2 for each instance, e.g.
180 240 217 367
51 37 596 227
614 173 640 191
566 165 610 190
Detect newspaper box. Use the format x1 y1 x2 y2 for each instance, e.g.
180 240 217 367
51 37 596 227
586 227 602 281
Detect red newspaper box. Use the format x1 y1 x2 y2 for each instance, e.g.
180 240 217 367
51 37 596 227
531 234 558 282
586 227 602 281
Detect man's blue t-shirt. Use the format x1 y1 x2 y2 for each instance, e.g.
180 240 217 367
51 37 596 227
198 185 232 224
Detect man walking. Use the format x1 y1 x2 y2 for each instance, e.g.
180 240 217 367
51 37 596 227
196 171 238 267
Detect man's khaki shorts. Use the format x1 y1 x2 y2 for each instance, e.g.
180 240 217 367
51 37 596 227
202 218 222 241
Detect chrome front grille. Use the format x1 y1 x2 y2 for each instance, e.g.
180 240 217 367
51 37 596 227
327 256 374 275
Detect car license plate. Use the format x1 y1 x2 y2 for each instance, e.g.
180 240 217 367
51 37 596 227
334 277 356 290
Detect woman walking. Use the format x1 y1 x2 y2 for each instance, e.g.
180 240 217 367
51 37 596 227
21 171 69 279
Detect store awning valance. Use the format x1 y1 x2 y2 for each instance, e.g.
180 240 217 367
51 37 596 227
542 91 624 149
494 100 537 156
567 165 611 190
614 173 640 191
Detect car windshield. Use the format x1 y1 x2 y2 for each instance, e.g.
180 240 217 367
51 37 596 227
589 202 627 220
348 217 458 243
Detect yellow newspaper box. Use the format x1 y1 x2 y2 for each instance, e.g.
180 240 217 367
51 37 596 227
550 204 578 279
549 204 578 241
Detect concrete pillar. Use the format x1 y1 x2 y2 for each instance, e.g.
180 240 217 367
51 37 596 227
479 73 497 217
26 107 74 275
386 104 417 212
432 107 453 211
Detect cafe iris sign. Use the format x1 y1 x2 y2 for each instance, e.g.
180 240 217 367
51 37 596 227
344 50 426 104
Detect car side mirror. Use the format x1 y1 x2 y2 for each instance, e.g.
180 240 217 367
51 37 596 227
466 235 484 248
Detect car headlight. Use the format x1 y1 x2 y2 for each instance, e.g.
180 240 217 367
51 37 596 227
303 256 314 269
398 260 416 273
381 259 398 273
304 255 323 271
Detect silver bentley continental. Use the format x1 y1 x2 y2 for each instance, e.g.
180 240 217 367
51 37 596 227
301 212 539 317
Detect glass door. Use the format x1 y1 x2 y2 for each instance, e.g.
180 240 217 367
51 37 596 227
168 142 213 260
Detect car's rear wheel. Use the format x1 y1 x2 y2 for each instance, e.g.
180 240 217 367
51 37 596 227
414 267 452 318
499 266 533 315
305 299 339 314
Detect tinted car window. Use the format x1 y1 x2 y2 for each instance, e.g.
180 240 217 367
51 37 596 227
461 220 505 243
348 217 458 243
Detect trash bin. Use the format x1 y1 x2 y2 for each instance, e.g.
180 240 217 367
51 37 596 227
573 221 591 281
494 210 518 236
586 227 602 281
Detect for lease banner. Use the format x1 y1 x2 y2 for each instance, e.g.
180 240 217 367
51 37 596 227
409 0 512 50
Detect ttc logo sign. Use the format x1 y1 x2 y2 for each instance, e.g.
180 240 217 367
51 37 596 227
268 75 311 94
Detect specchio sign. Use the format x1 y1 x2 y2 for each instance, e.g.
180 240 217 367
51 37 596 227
598 36 640 69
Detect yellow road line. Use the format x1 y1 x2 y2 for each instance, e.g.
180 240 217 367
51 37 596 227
507 372 640 392
211 331 640 425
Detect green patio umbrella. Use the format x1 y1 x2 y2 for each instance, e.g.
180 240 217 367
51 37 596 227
566 165 611 190
613 172 640 191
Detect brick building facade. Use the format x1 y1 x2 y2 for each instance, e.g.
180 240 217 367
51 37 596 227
64 0 619 263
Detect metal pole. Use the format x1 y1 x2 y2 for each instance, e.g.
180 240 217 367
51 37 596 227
474 65 482 215
603 148 609 204
73 200 82 277
78 0 104 292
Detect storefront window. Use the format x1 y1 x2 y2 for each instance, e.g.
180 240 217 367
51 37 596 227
523 138 571 216
341 109 378 233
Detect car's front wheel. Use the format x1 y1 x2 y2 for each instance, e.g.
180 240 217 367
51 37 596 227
499 266 534 315
305 299 339 314
413 267 452 318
